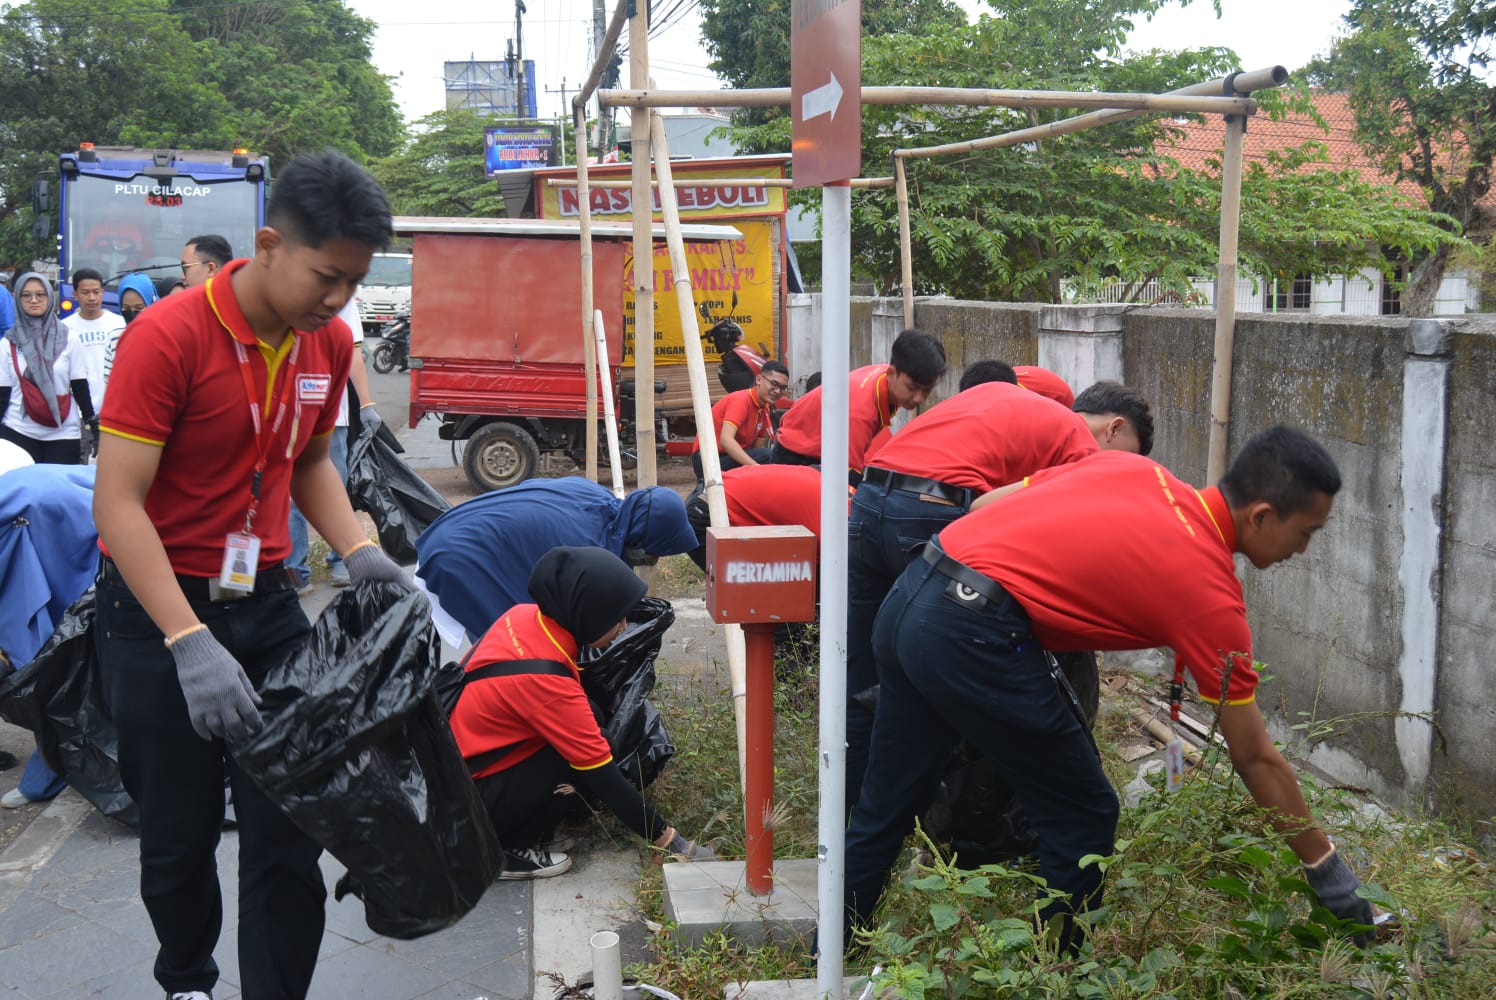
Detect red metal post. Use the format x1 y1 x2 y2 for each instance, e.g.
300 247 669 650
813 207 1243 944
743 622 777 895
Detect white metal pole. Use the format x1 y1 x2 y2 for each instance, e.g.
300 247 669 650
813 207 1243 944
817 181 852 1000
593 310 626 497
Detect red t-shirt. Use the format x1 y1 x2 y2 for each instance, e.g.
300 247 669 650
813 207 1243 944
775 363 892 471
98 261 352 576
448 604 614 780
693 387 774 454
937 451 1258 704
865 381 1098 492
1014 365 1075 408
723 464 825 542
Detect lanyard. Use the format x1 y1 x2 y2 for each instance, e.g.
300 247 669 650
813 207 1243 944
232 335 301 534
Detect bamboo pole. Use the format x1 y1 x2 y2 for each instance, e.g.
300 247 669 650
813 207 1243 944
895 155 914 327
1208 108 1248 484
571 0 629 482
601 86 1259 116
576 104 599 482
593 309 626 496
649 109 751 793
545 177 895 189
629 31 657 490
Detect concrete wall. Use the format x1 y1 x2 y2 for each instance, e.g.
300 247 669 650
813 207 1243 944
789 296 1496 826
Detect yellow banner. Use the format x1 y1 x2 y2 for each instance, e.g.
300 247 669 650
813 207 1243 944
621 221 776 365
539 165 787 221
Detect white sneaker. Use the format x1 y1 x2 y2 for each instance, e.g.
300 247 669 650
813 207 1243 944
497 847 572 880
1 788 34 809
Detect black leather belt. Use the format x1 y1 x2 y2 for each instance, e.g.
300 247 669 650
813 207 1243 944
921 542 1016 613
99 556 296 603
862 466 972 509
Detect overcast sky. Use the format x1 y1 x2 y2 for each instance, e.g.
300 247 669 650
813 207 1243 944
347 0 1353 127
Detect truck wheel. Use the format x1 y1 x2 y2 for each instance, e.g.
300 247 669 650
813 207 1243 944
463 422 540 493
371 342 398 374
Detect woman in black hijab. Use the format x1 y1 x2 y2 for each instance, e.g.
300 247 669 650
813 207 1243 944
448 546 716 878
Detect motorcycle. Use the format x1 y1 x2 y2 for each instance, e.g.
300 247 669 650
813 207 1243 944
370 312 410 374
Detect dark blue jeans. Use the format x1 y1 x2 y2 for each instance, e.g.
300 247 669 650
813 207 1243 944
843 554 1118 948
97 574 326 998
844 481 967 818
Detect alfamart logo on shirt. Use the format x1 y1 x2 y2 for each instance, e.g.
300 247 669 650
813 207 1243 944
723 560 814 584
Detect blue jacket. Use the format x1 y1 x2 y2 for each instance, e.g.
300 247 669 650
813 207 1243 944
414 477 696 641
0 284 13 335
0 465 97 665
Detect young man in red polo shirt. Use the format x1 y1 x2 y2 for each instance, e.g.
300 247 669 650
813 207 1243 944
691 358 788 483
842 375 1154 816
93 150 407 1000
771 328 947 481
844 426 1375 952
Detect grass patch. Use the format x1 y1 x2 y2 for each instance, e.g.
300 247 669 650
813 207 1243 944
627 657 1496 997
650 553 705 601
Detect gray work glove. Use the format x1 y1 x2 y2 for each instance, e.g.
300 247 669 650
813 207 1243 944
666 831 718 862
359 404 383 435
343 543 408 586
169 629 263 743
79 423 96 462
1304 847 1374 943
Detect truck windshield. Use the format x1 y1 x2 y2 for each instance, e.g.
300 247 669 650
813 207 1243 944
362 255 412 286
64 171 259 282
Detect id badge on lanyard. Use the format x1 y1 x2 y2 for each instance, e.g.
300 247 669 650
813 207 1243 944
219 336 301 592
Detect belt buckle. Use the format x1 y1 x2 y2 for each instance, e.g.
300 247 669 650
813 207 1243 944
207 579 252 602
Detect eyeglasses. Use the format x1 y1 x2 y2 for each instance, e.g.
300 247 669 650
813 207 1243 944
18 291 48 301
180 260 205 275
759 376 789 394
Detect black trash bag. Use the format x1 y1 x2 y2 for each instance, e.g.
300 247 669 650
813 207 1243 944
922 651 1101 867
577 596 676 789
345 426 452 565
0 589 137 825
234 582 501 940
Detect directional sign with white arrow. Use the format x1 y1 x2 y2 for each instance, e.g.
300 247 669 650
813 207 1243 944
790 0 861 187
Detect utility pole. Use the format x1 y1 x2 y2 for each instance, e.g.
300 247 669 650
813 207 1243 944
514 0 528 119
545 78 571 164
593 0 610 151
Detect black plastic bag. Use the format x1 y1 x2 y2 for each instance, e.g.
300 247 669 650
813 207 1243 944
234 582 501 940
0 590 137 824
577 596 676 789
345 427 451 565
922 651 1100 866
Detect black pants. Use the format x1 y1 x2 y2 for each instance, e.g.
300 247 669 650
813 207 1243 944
97 573 325 999
0 422 81 464
770 441 818 467
475 747 573 848
691 445 772 483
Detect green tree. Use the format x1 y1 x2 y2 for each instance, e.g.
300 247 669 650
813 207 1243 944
371 108 509 219
716 0 1456 302
1305 0 1494 315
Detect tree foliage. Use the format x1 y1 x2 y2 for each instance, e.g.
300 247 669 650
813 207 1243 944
0 0 401 267
706 0 1457 303
1305 0 1495 315
370 108 510 219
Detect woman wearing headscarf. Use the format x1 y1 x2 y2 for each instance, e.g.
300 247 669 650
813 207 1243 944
0 273 95 464
106 273 159 394
413 477 699 646
448 546 715 878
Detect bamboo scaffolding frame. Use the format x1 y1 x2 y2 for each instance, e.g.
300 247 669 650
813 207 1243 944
628 45 657 490
545 176 895 189
601 86 1257 116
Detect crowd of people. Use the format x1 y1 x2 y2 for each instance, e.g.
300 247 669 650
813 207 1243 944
0 148 1378 1000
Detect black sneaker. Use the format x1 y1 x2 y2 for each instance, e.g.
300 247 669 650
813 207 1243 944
497 847 572 880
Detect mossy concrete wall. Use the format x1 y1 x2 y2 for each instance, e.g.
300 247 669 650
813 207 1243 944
791 296 1495 826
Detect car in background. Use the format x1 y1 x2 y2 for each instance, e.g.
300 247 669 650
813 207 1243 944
357 251 412 334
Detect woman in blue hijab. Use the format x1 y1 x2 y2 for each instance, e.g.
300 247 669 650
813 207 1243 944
413 477 698 645
105 273 158 391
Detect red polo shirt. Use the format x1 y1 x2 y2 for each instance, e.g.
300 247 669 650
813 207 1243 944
98 261 352 576
865 381 1097 492
938 451 1258 704
1014 365 1075 407
693 387 775 454
449 604 614 780
775 363 892 471
722 464 825 541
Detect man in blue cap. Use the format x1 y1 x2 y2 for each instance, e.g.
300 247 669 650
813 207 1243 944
413 477 698 646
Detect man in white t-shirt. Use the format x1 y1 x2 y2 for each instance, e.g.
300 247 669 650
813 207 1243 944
61 268 126 414
287 294 383 590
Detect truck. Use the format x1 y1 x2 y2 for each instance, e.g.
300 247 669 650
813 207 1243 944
395 216 741 494
34 144 269 314
356 251 413 334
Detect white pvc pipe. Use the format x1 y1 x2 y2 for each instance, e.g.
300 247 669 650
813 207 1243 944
593 310 627 498
590 930 623 1000
817 182 852 1000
